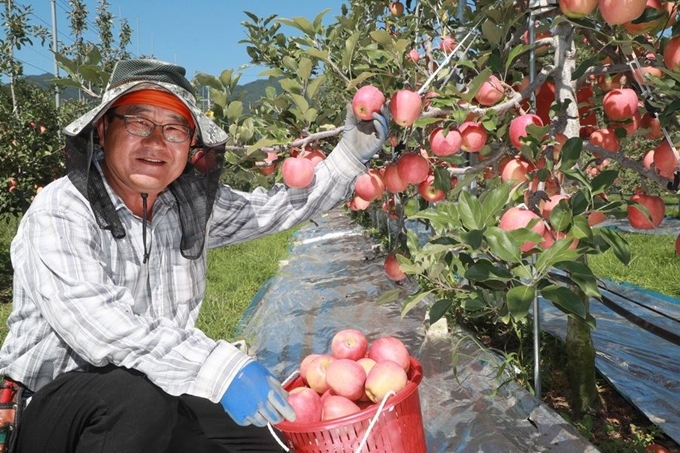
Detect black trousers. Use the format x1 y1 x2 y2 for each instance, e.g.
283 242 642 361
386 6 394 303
13 365 287 453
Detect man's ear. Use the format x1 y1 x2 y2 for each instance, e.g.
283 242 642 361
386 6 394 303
95 116 107 147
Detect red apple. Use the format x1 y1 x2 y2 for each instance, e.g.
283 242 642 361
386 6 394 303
406 48 420 63
321 395 361 421
429 127 462 157
653 140 680 179
368 336 410 371
559 0 598 18
305 354 336 394
191 149 218 175
357 357 377 376
364 360 408 403
418 174 447 202
627 191 665 229
396 152 429 184
389 1 404 17
299 148 326 166
390 90 422 127
640 113 663 139
382 163 410 193
599 0 647 25
459 121 487 152
587 211 608 226
509 114 544 149
281 156 315 189
675 234 680 257
475 75 504 106
501 156 533 186
542 194 569 220
603 88 639 121
354 169 385 201
499 206 546 252
325 359 367 401
347 194 372 211
439 35 456 53
331 329 368 361
299 353 321 383
589 128 620 154
623 0 664 34
384 252 407 281
287 386 323 423
352 85 386 121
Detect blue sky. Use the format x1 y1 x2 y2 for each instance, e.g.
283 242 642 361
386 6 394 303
15 0 342 83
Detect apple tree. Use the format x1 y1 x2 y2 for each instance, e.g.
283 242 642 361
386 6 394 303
224 0 680 415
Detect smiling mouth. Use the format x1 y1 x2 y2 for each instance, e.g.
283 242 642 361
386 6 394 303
140 158 164 164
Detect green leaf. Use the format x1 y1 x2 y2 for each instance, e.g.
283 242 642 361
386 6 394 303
306 76 326 100
458 190 483 230
570 215 593 240
401 290 433 319
276 16 315 36
535 238 580 275
553 262 600 298
226 101 244 122
596 227 631 265
195 73 224 91
591 170 618 195
279 78 302 94
480 182 511 224
465 259 513 283
461 229 484 249
572 54 600 80
347 72 378 91
507 285 535 321
375 288 403 306
298 58 313 80
485 227 523 263
559 137 583 170
370 29 394 47
549 200 573 232
290 93 310 112
481 21 503 46
505 43 531 71
429 299 453 323
541 285 586 319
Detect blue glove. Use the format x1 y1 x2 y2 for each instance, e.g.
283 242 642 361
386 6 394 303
220 361 296 427
337 102 390 163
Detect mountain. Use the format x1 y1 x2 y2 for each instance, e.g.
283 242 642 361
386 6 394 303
20 73 275 111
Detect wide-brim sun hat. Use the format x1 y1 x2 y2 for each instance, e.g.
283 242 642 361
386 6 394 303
64 58 228 147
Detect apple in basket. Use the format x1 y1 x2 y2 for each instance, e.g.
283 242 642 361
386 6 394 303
322 395 362 421
299 353 320 384
287 387 323 423
368 336 411 371
364 360 408 403
305 354 336 394
330 329 368 360
325 358 367 401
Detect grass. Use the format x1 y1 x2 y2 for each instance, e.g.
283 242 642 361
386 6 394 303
587 231 680 298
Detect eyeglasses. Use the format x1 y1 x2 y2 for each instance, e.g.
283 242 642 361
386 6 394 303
110 113 193 143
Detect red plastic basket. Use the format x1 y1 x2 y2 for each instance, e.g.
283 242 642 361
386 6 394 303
274 357 427 453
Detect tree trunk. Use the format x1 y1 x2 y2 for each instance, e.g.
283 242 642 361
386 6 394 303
566 295 599 415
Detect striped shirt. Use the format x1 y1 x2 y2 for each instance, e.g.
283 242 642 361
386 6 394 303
0 147 364 403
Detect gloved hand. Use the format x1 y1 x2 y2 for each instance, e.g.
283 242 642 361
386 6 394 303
220 360 296 427
337 102 390 163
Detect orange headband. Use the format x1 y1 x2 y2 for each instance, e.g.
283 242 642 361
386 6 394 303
111 90 195 129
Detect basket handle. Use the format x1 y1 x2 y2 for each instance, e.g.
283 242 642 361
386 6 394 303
266 376 397 453
354 390 396 453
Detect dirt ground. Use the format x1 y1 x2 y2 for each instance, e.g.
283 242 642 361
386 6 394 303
542 368 680 453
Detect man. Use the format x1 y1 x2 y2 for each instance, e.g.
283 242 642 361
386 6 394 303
0 58 388 452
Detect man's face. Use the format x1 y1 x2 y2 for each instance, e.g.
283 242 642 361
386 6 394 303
96 103 194 198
